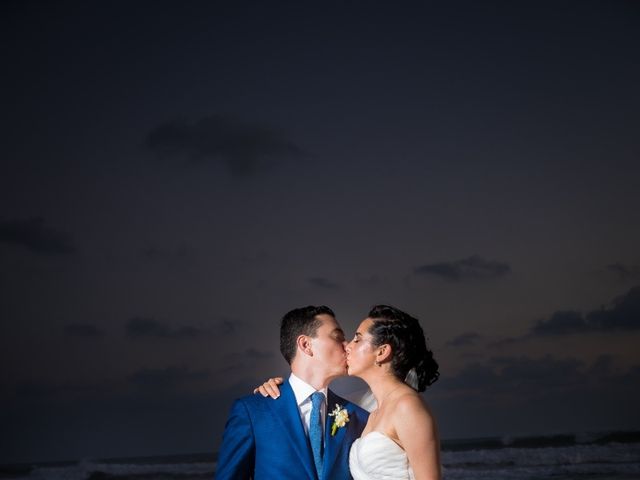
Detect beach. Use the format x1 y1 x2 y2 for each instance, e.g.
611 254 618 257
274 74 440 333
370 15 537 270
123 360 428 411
4 431 639 480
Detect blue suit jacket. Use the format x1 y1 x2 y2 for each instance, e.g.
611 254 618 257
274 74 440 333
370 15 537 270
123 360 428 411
215 380 369 480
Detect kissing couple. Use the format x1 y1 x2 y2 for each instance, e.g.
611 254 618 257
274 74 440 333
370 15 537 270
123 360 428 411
215 304 441 480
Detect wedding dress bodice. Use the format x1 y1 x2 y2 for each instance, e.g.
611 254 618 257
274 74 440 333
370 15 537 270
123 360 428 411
349 431 415 480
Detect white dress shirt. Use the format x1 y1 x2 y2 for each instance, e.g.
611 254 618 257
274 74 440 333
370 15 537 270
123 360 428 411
289 373 328 437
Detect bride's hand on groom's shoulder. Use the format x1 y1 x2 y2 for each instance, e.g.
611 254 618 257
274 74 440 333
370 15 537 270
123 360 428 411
253 376 284 398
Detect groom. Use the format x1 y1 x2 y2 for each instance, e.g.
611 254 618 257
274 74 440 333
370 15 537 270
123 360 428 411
215 305 369 480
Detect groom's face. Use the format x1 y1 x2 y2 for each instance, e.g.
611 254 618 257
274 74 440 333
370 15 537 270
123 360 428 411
309 314 348 378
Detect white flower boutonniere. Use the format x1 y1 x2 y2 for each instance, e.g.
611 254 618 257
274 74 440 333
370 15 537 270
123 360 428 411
328 403 349 436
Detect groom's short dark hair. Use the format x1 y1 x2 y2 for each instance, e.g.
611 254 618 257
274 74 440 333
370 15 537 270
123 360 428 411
280 305 335 364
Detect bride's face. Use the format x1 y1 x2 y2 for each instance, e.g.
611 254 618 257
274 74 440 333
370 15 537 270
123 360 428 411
345 318 377 377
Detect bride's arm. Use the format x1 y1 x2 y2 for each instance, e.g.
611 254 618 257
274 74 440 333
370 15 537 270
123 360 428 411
394 395 441 480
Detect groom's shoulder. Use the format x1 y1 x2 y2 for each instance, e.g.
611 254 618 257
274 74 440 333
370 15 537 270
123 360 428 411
230 391 276 411
222 393 278 427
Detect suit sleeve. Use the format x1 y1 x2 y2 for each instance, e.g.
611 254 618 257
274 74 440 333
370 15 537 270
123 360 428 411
215 399 255 480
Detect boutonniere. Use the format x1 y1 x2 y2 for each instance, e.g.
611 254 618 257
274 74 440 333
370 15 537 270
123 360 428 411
328 403 349 436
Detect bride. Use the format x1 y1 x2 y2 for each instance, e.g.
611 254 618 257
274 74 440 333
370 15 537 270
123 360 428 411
257 305 441 480
346 304 440 480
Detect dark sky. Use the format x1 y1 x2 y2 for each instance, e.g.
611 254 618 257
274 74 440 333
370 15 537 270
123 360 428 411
1 0 639 465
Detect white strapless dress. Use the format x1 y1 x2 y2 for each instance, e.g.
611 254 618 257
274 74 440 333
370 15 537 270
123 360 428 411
349 431 415 480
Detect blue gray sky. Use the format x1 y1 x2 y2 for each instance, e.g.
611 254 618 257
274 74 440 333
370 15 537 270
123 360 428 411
1 0 639 464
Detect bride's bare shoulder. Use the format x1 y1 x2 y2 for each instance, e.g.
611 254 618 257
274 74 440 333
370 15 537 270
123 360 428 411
393 390 436 424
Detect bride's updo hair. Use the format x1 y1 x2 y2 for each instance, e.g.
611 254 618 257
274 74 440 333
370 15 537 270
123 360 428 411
367 305 439 392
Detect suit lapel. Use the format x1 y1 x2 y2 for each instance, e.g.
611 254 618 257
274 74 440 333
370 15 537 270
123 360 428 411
323 389 348 478
266 381 317 480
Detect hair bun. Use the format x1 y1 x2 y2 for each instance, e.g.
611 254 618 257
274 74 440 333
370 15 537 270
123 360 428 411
368 305 439 392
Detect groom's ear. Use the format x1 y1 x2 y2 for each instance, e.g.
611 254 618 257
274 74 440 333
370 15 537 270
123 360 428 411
296 335 313 357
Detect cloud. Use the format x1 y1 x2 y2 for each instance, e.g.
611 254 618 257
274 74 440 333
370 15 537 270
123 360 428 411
0 217 76 254
588 354 614 377
587 286 640 330
437 354 602 396
128 365 210 391
63 324 104 338
217 318 244 335
414 255 511 282
531 286 640 335
308 277 340 290
430 355 640 438
490 355 585 390
605 263 640 281
146 115 304 176
125 317 207 339
531 310 586 335
488 336 526 348
446 332 481 347
436 362 501 393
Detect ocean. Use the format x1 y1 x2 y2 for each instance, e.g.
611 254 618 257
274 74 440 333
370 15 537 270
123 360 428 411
2 431 639 480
